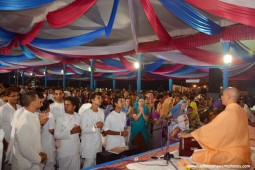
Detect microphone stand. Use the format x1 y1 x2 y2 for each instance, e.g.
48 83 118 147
164 116 172 165
163 117 178 170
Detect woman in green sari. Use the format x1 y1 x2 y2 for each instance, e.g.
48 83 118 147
131 97 149 152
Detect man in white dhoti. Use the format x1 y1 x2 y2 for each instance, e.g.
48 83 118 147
54 96 81 170
81 92 104 168
12 92 47 170
50 88 65 119
40 101 56 170
103 96 128 151
0 87 21 169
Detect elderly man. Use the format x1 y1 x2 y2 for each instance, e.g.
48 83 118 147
12 92 47 170
179 87 252 166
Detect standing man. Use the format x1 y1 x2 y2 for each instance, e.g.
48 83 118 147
179 87 252 166
81 92 104 168
0 87 21 169
50 88 65 120
103 96 128 151
12 92 47 170
54 96 81 170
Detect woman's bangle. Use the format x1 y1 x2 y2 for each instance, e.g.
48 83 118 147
120 131 122 136
94 124 97 128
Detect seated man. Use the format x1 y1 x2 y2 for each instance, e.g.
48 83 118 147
179 87 252 166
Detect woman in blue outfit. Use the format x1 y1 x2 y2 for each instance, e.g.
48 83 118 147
131 97 149 152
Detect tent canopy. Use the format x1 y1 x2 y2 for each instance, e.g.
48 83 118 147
1 0 255 80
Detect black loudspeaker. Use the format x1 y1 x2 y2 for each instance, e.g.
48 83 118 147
209 68 222 93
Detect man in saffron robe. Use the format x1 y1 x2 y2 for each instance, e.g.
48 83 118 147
179 87 252 166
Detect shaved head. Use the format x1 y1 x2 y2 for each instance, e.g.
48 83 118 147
221 87 240 106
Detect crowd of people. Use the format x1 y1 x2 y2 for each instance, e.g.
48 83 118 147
0 83 254 170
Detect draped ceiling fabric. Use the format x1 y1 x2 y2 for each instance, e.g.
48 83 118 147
0 0 255 81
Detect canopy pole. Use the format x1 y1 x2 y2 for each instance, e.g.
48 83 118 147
137 53 142 95
63 64 66 88
90 59 94 90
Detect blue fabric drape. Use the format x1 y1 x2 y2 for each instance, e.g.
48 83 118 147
0 54 31 62
105 0 119 38
165 67 196 76
100 58 125 69
20 45 36 59
0 28 15 42
222 41 230 54
31 0 119 49
31 28 105 49
144 59 164 72
231 41 255 62
160 0 222 35
0 0 55 10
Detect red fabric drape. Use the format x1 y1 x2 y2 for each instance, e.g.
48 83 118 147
180 48 243 65
94 61 123 71
186 0 255 27
119 57 136 72
17 21 44 45
140 0 172 42
83 60 122 71
114 71 132 76
138 25 255 53
0 37 18 55
152 64 184 74
47 0 96 28
27 45 86 64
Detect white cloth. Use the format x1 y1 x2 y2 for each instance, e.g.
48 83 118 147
54 112 81 170
5 107 24 163
0 129 4 168
0 98 5 107
50 102 65 120
244 104 255 122
81 108 104 158
0 103 21 143
12 109 42 170
78 103 92 115
103 110 126 151
47 94 54 101
41 112 56 164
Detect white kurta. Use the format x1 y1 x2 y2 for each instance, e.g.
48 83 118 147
41 112 56 168
81 108 104 158
0 103 21 143
54 112 81 170
12 109 42 170
103 111 126 151
50 102 65 120
78 103 92 116
6 107 24 163
0 98 5 107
